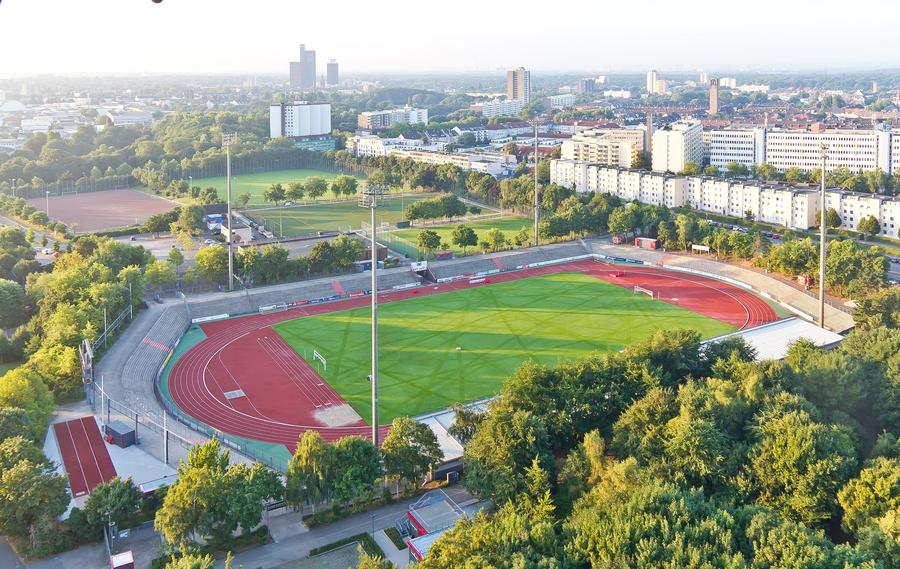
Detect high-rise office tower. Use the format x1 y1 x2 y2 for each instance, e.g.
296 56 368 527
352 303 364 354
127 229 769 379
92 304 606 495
299 44 316 90
709 78 719 115
506 67 531 104
289 62 302 89
646 69 658 93
326 60 339 86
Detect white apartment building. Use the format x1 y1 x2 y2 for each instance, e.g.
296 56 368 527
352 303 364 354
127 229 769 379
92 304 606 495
603 89 632 99
471 99 522 118
646 70 659 93
719 77 737 89
561 127 646 168
707 128 766 168
550 158 897 235
357 106 428 130
547 94 576 109
891 134 900 174
388 148 515 178
652 120 703 173
764 128 891 173
269 102 332 138
345 134 424 157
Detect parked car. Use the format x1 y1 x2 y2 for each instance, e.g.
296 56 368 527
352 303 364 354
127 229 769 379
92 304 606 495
204 239 216 245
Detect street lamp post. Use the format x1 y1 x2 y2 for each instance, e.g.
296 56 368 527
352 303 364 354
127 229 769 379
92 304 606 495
223 134 237 292
818 144 827 328
45 191 50 218
359 181 385 447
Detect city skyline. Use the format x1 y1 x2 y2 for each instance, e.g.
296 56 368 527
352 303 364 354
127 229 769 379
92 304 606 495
1 0 899 75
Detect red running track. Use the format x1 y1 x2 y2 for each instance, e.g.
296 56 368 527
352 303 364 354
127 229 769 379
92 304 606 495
168 260 777 452
53 417 117 498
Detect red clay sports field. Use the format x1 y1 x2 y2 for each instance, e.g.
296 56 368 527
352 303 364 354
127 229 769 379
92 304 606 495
164 260 777 453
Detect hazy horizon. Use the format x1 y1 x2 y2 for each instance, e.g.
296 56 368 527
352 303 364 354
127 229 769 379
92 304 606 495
0 0 899 76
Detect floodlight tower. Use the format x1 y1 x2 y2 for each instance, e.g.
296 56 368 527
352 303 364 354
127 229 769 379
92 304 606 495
359 180 386 446
818 143 828 328
223 133 237 292
531 116 541 247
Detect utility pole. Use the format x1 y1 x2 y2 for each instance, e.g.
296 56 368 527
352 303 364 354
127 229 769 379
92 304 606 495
818 144 827 328
533 117 540 247
359 182 384 446
45 191 50 218
223 134 236 292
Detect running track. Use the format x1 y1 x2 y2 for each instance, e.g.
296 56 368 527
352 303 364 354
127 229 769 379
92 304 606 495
167 260 777 452
53 417 117 497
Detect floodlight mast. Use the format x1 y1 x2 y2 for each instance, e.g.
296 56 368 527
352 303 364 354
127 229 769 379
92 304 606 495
819 144 827 329
360 181 385 446
223 133 237 292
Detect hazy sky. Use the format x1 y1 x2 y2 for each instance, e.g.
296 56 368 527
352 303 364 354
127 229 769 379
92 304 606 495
1 0 899 76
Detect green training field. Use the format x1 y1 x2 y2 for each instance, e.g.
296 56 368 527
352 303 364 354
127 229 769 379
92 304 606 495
391 216 532 256
273 272 734 424
246 194 436 237
191 169 363 205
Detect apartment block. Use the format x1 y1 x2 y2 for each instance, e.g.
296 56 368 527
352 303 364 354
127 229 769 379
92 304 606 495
358 107 428 130
470 99 522 118
549 158 900 235
707 128 765 168
652 120 703 173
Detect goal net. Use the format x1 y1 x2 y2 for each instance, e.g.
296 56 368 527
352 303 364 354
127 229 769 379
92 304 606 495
633 285 657 299
313 350 327 371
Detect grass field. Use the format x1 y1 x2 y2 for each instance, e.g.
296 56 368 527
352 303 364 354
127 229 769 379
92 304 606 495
191 169 364 205
273 272 734 424
390 216 533 256
246 194 436 237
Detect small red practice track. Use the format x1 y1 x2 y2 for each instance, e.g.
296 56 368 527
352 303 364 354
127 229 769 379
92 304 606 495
53 417 117 497
167 260 777 453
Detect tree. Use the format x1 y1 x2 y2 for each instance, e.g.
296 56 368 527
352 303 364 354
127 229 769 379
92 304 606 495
838 457 900 535
853 287 900 330
168 247 184 269
357 548 394 569
82 477 142 536
702 164 721 177
784 167 809 183
303 177 329 200
144 259 176 293
857 215 880 239
462 406 552 502
142 212 174 238
170 205 206 238
450 225 477 255
330 175 358 199
678 161 701 175
0 409 34 444
0 460 68 538
194 246 229 283
725 161 750 178
447 403 485 445
0 436 46 474
747 409 858 524
381 417 443 491
484 228 507 252
825 208 842 229
0 278 26 328
416 229 441 258
608 205 636 237
164 554 215 569
236 192 252 207
330 436 381 505
755 162 779 181
285 182 305 203
263 183 286 206
155 439 282 548
25 343 81 397
286 431 332 512
0 368 54 439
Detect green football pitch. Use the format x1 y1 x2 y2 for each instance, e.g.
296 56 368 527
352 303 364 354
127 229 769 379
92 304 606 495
191 169 363 205
245 193 437 237
391 216 533 256
272 272 734 424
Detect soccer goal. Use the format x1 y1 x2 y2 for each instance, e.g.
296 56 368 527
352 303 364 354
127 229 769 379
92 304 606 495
633 285 657 299
313 350 327 371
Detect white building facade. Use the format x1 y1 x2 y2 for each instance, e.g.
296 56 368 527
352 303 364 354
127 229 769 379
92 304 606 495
550 158 899 236
270 102 331 138
652 120 703 173
471 99 522 118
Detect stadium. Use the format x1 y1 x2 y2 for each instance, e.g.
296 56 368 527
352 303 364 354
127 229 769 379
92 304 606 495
123 240 844 470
